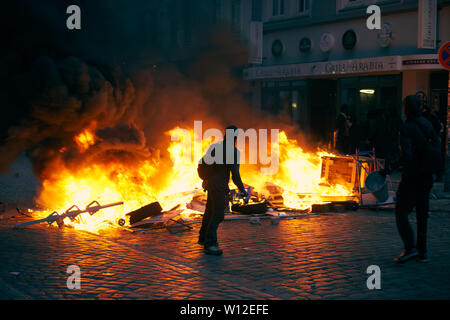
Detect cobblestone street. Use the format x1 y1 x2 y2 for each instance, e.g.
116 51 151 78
2 0 450 307
1 207 450 300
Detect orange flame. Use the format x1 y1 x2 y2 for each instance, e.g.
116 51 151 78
32 127 355 232
75 129 97 152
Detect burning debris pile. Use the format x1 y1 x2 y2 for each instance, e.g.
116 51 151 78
13 127 363 233
2 52 364 234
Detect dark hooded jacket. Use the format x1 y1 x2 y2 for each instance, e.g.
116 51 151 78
202 140 246 194
399 95 439 177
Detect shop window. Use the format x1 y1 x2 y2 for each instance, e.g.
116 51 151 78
341 88 358 117
261 84 301 120
340 76 401 124
380 86 398 110
359 76 378 85
280 90 291 116
292 90 299 121
359 88 377 123
339 75 401 154
262 90 279 114
292 84 308 129
340 77 359 86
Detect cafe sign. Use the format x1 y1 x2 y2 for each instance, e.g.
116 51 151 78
243 56 401 80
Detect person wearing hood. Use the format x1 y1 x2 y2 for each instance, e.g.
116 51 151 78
383 95 440 263
198 125 247 256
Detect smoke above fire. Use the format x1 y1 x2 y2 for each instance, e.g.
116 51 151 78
1 55 151 174
0 1 306 207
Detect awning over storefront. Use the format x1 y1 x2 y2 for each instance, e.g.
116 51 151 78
244 54 445 80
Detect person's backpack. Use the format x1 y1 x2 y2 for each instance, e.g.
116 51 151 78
416 120 443 174
197 157 218 181
197 145 221 181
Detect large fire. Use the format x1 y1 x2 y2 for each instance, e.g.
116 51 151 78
31 126 355 233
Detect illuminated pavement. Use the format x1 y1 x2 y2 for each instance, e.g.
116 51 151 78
1 207 450 300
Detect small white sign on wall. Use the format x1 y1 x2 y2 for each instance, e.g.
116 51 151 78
418 0 437 49
319 33 335 53
249 21 263 64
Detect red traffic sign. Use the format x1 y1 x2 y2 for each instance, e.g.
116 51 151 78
438 41 450 70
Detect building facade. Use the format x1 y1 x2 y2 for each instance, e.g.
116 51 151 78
150 0 258 64
244 0 450 151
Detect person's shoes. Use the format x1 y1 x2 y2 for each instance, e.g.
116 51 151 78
416 254 429 263
394 249 419 264
204 246 223 256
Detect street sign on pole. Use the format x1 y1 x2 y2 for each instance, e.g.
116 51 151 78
446 74 450 192
438 42 450 190
438 41 450 70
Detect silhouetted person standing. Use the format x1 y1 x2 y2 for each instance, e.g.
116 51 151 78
383 95 440 263
198 125 247 255
335 104 352 154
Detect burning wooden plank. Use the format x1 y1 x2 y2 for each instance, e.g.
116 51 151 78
310 200 359 213
330 200 359 212
130 209 183 228
231 201 268 215
125 202 163 225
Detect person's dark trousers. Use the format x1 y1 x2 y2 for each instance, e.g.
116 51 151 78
199 186 226 247
395 173 433 255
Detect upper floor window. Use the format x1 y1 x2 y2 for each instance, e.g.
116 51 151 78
298 0 310 14
338 0 399 11
273 0 285 16
252 0 263 21
214 0 222 24
232 0 241 27
339 0 365 9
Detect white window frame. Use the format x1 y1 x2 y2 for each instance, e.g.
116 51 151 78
296 0 311 16
272 0 286 17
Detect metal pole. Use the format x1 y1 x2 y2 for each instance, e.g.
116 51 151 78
445 74 450 192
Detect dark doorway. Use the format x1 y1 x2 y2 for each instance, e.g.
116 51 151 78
309 79 337 147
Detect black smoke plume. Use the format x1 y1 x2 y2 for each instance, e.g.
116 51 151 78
0 0 303 187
